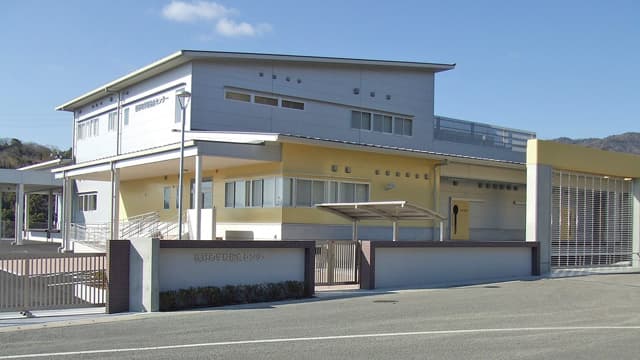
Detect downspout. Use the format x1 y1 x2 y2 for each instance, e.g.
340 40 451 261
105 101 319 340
433 159 449 241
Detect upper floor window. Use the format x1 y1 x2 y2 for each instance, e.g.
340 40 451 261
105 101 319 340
123 108 130 126
224 90 305 111
225 91 251 102
77 118 99 140
254 95 278 107
108 111 117 132
78 192 97 211
351 110 412 136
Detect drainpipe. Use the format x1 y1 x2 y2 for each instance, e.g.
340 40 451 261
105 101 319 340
433 159 449 241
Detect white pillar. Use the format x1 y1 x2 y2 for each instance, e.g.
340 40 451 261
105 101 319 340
392 220 398 242
194 155 202 240
526 163 552 275
55 192 63 230
632 179 640 268
110 164 120 240
47 190 53 230
61 177 73 252
352 220 359 242
15 184 24 245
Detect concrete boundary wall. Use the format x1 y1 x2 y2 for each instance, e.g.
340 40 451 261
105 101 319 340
360 241 539 290
107 239 314 313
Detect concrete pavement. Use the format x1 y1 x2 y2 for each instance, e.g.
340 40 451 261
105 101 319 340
1 274 640 359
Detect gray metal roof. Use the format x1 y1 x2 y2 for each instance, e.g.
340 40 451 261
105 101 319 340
56 50 455 111
315 201 446 221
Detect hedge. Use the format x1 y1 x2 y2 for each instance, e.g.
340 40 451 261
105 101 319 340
159 281 306 311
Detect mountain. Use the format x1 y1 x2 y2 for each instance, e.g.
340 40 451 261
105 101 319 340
0 138 71 169
553 132 640 155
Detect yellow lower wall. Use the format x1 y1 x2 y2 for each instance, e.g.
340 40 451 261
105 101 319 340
281 143 438 226
118 142 439 228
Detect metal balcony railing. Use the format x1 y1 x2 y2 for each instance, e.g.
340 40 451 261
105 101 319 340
434 116 536 153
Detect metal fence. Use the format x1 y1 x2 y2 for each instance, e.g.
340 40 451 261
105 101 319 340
0 253 107 312
315 241 359 286
552 170 634 268
434 116 536 152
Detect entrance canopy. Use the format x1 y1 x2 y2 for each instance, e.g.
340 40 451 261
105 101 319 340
316 201 446 241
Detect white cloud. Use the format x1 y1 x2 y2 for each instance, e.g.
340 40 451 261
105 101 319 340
162 1 272 38
162 1 231 22
215 18 272 37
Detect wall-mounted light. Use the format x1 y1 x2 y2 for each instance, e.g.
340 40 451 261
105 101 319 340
353 88 360 95
624 177 632 181
345 166 352 173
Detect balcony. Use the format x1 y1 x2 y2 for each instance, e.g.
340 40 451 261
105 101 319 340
434 116 535 153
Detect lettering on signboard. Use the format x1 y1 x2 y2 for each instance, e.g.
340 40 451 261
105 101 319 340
135 96 169 112
193 251 265 263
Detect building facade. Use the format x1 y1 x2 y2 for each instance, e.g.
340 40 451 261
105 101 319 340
54 51 535 250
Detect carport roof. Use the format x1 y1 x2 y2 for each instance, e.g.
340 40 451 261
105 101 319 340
315 201 446 222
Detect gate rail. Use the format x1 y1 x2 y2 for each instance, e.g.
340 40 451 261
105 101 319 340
315 240 359 286
0 253 106 312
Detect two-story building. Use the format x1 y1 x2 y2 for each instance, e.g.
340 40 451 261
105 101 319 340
53 50 536 251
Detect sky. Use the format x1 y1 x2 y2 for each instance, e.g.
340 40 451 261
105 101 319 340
1 0 638 150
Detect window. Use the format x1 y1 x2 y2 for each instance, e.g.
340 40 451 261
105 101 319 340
254 95 278 106
108 111 117 132
382 115 392 133
163 187 171 209
295 179 313 207
225 91 251 102
224 90 305 111
224 177 369 208
78 193 97 211
77 118 100 140
251 180 263 207
351 111 372 130
123 108 130 126
282 100 304 110
189 178 213 209
354 110 412 137
225 179 269 208
394 117 413 136
225 182 235 208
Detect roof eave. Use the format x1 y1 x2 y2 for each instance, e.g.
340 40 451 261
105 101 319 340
55 50 188 112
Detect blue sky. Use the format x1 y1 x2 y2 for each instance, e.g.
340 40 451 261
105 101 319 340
1 0 638 149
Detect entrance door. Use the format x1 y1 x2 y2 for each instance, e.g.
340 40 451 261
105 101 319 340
450 199 470 240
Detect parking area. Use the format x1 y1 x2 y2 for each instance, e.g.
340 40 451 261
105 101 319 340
1 273 640 359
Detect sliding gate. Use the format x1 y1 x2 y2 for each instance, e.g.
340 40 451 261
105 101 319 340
315 241 359 285
551 170 634 269
0 253 106 312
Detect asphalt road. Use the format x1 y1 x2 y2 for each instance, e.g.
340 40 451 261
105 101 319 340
1 274 640 359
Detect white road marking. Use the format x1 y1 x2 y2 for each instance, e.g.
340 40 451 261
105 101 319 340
1 326 640 359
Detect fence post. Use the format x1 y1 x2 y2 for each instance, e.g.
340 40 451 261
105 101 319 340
23 258 30 311
327 241 336 285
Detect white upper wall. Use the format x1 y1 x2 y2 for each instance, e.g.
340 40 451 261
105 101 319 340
74 64 192 162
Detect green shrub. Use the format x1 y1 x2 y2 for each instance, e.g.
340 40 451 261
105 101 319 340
159 281 308 311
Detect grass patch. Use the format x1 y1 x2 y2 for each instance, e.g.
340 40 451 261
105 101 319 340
159 281 307 311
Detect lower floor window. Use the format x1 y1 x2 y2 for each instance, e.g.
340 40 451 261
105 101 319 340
224 177 369 208
78 193 97 211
